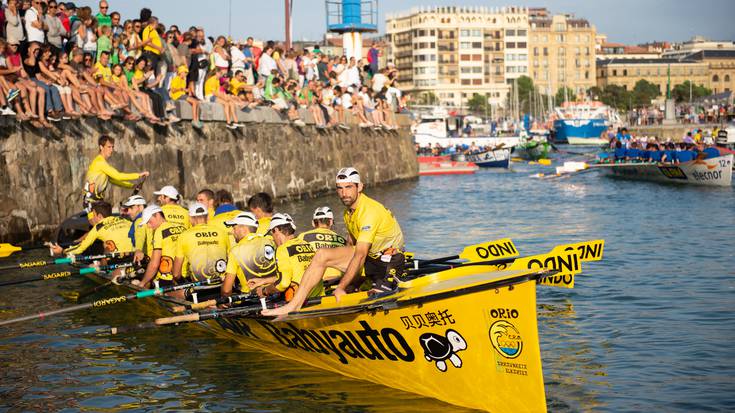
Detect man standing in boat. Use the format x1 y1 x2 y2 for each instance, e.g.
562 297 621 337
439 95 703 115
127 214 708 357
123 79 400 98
263 167 405 316
84 135 149 210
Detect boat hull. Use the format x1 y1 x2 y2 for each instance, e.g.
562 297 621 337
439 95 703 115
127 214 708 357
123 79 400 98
598 154 733 187
463 148 511 168
515 142 550 161
553 119 608 145
419 161 479 175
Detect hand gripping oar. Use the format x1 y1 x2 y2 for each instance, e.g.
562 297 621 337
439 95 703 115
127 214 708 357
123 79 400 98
0 251 130 272
0 277 223 327
407 238 519 269
66 266 144 302
171 292 256 313
0 262 135 288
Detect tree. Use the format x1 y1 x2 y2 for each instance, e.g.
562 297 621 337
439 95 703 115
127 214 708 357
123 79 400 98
632 79 660 106
417 91 439 106
467 93 489 114
671 81 712 102
593 85 633 111
554 86 576 106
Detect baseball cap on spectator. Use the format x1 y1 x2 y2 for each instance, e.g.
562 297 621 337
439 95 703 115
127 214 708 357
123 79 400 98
224 211 259 228
122 195 147 207
66 2 77 10
153 185 180 200
268 213 296 232
188 202 208 217
313 206 333 220
138 205 163 226
336 167 361 184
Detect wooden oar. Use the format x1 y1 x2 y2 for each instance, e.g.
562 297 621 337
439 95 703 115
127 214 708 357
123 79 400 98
0 277 223 326
171 292 256 313
0 262 134 288
0 251 130 272
66 267 143 302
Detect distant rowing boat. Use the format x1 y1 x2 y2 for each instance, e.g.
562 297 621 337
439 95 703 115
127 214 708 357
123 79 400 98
455 148 511 168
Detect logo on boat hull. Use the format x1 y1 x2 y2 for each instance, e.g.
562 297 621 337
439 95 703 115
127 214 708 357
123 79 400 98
419 329 467 372
489 320 523 359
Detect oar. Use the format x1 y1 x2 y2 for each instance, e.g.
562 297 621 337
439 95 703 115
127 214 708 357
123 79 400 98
407 238 519 269
66 267 143 302
0 251 130 272
0 243 51 259
171 292 256 313
0 277 223 326
0 262 134 288
404 257 517 278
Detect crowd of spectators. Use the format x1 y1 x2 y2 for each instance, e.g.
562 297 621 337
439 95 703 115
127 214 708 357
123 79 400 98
627 102 733 126
0 1 404 129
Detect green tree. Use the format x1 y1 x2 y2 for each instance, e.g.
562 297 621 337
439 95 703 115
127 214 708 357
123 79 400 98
467 93 488 114
554 86 576 106
417 91 439 105
632 79 660 106
594 85 633 111
671 81 712 102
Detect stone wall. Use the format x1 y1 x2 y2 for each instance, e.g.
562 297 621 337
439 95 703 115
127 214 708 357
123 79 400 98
628 123 723 141
0 109 418 243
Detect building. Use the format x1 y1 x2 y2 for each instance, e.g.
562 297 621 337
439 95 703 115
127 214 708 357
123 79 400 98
662 36 735 59
528 12 597 95
385 6 530 108
687 50 735 94
596 43 661 60
596 58 709 96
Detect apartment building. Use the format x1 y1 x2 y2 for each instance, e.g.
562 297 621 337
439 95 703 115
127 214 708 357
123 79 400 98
596 58 709 94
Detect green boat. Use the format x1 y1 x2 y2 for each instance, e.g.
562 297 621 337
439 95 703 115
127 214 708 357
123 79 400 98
514 138 551 161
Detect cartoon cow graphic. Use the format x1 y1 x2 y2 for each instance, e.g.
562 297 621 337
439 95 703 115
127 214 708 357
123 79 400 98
419 329 467 372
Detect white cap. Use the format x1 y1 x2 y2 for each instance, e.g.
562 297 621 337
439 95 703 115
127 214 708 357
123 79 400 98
153 185 180 200
313 206 333 220
122 195 146 207
138 204 163 226
336 167 361 184
268 213 296 232
224 211 259 228
188 202 209 217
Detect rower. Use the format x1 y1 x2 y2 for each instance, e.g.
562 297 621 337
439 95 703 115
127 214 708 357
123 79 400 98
84 135 149 209
154 185 191 229
171 202 230 297
121 195 148 257
133 205 185 292
220 212 277 297
209 189 243 230
50 201 134 257
263 167 405 316
196 188 216 220
256 213 320 301
247 192 275 235
298 206 347 281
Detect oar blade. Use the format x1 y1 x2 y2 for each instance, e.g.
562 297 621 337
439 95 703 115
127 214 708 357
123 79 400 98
0 244 22 258
550 240 605 262
458 238 519 262
509 250 582 289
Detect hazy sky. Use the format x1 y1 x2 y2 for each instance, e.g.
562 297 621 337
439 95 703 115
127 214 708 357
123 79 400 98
78 0 735 45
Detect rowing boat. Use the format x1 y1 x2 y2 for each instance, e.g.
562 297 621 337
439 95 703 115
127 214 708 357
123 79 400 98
514 139 550 161
458 148 511 168
75 239 604 412
593 154 733 187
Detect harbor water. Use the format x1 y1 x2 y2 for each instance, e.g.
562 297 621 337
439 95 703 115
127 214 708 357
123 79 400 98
1 147 734 412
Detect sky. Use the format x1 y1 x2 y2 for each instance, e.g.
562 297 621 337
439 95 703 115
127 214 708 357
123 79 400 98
76 0 735 45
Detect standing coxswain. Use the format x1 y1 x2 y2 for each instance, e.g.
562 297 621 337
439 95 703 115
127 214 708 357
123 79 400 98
263 168 404 316
84 135 149 209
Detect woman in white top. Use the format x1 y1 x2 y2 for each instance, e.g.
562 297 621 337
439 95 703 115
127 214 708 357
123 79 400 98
4 0 25 45
211 36 230 71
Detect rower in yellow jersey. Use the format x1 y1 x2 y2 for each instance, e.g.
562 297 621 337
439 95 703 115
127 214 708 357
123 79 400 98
209 189 243 231
220 212 277 297
256 213 320 301
50 201 134 256
171 202 230 285
298 206 346 281
84 135 149 209
153 185 191 229
264 167 405 316
196 188 216 220
247 192 274 235
134 205 185 293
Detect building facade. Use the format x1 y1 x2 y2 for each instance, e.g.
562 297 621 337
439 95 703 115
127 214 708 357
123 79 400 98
386 6 531 108
596 58 709 95
528 13 597 96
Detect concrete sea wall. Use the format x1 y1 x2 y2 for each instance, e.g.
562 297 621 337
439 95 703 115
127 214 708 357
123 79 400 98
628 123 724 141
0 108 418 243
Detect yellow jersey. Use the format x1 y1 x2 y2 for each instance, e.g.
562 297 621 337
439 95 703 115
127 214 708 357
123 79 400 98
225 233 276 293
274 237 322 298
85 154 140 200
229 77 246 95
65 216 134 255
209 208 243 231
298 227 347 280
256 216 272 236
174 223 230 281
204 75 219 97
152 221 185 281
161 204 191 229
93 62 112 83
169 75 187 100
344 194 404 258
142 25 162 55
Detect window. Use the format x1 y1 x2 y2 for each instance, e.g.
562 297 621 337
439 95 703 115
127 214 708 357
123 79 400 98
533 47 539 56
613 69 617 76
461 42 471 49
460 30 470 37
461 67 471 74
555 23 565 32
472 66 482 73
472 29 481 37
726 75 731 82
713 74 719 82
559 47 565 55
461 79 471 85
623 69 628 76
585 71 589 79
543 47 548 56
472 79 482 85
517 29 527 36
518 42 527 48
507 42 516 49
472 42 482 48
430 30 435 36
472 54 482 61
506 29 516 36
556 34 564 42
461 54 471 61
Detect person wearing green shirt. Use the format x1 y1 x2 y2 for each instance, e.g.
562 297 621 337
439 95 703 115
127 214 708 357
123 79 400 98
95 0 111 31
96 25 112 63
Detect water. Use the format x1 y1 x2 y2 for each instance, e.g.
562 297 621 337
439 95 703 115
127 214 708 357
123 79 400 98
1 148 734 412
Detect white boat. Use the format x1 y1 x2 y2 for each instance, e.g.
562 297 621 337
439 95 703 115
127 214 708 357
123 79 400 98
553 101 620 145
412 108 521 149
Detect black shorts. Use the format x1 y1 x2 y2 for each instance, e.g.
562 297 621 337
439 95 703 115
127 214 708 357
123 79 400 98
364 252 405 292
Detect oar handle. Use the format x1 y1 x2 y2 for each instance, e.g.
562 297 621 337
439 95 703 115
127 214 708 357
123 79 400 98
156 313 200 325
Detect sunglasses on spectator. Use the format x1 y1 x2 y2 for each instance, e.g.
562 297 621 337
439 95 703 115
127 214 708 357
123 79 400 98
100 6 108 10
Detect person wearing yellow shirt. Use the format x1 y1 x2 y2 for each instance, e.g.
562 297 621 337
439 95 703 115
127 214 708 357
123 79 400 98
220 212 277 297
203 68 241 129
92 51 127 112
153 185 191 229
171 202 230 289
298 206 347 281
169 65 202 129
255 213 320 301
229 69 248 95
196 188 216 220
141 16 163 69
247 192 274 236
84 135 149 208
133 205 185 291
50 201 135 257
264 168 405 317
209 189 242 230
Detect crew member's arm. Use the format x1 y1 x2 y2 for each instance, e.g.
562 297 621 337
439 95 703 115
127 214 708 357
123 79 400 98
262 248 292 296
221 248 239 297
133 226 150 263
171 237 185 281
54 225 99 256
137 248 161 289
99 161 148 187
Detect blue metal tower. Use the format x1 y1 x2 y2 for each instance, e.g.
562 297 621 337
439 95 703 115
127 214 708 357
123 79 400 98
325 0 378 59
